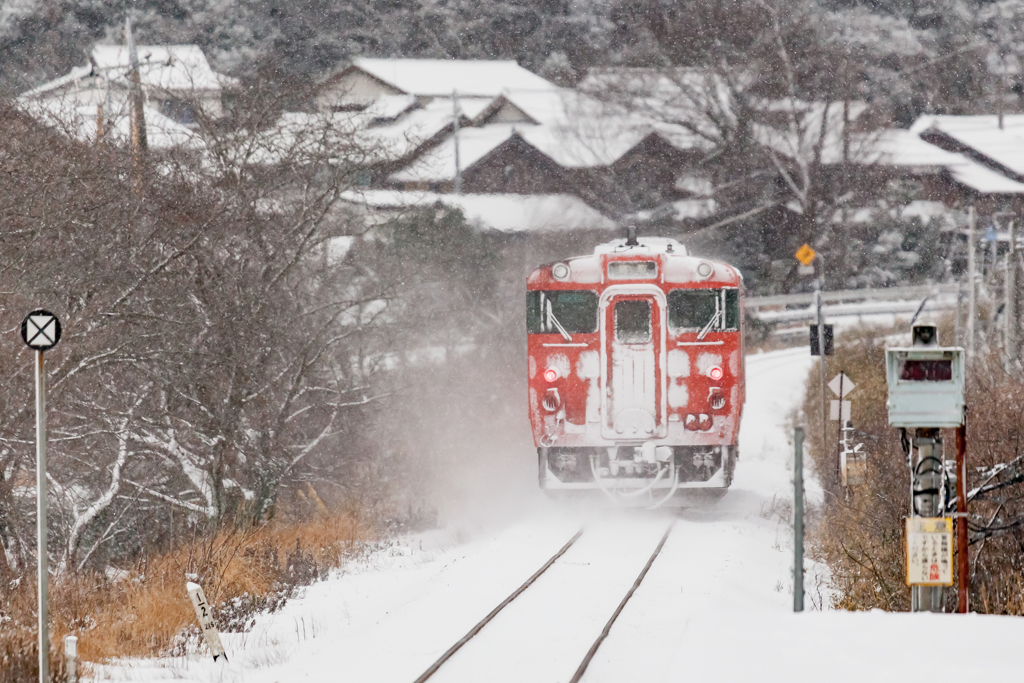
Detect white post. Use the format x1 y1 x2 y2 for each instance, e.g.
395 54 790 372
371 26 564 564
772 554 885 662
968 207 976 359
64 635 78 683
187 582 227 662
37 350 48 683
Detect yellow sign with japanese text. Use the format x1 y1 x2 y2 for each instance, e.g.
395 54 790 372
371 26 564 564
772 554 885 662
906 517 953 586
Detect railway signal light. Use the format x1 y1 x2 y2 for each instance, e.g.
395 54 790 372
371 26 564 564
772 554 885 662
884 322 967 613
809 324 833 356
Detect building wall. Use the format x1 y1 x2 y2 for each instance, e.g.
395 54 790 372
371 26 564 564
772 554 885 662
317 70 404 111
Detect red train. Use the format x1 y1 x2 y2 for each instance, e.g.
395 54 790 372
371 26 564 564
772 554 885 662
528 232 745 505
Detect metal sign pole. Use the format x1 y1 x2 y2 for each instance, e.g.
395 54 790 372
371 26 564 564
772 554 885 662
20 309 62 683
815 288 828 477
36 349 48 683
967 207 976 359
794 427 805 612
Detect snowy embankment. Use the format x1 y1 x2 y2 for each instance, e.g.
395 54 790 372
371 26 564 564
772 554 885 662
95 347 1024 683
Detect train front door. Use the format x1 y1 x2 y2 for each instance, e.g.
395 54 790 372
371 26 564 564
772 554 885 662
602 292 666 439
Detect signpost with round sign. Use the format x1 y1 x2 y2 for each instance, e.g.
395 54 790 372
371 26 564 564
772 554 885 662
21 310 61 683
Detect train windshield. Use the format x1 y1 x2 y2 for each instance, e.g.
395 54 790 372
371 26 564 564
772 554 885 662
527 291 599 334
668 288 740 331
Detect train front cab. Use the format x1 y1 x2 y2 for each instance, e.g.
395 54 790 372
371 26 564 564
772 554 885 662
528 239 744 504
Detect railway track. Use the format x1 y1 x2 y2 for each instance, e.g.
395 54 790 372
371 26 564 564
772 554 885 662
412 521 674 683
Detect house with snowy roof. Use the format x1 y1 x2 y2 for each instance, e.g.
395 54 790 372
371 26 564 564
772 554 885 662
20 44 239 127
381 86 712 212
315 58 559 112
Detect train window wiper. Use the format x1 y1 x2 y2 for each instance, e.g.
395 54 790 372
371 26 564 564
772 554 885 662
696 303 722 340
546 299 573 342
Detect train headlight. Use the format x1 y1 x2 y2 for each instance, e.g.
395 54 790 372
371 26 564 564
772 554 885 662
544 368 559 382
707 365 724 381
552 263 571 281
696 261 714 279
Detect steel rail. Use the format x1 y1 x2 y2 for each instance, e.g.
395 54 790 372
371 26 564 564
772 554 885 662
568 521 674 683
411 529 584 683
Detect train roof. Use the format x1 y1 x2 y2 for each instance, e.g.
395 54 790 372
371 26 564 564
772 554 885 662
592 237 686 255
529 235 742 287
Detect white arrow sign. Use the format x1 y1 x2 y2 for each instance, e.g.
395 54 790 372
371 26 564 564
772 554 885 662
828 373 856 398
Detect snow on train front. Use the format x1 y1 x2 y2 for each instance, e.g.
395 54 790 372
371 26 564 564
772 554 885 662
527 235 745 506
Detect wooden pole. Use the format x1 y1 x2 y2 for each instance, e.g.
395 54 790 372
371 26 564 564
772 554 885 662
956 421 969 613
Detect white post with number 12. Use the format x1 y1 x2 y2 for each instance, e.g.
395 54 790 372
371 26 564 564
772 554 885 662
21 309 62 683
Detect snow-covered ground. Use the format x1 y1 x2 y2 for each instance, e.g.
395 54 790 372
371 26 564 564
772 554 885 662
95 347 1024 683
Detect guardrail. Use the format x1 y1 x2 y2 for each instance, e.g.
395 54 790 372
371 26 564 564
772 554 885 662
744 283 961 310
757 298 956 324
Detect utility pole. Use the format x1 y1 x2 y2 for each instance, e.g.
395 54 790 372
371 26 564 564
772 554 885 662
967 207 977 359
794 427 805 612
1006 219 1018 365
452 89 462 195
127 15 148 188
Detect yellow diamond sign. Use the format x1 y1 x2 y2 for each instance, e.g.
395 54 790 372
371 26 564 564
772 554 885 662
795 243 817 266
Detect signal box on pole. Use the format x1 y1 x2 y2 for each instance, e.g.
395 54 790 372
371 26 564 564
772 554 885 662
885 325 965 429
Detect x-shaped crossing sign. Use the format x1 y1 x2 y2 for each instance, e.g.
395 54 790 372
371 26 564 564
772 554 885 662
21 310 62 350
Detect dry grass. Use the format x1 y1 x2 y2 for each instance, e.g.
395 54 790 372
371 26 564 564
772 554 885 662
0 510 371 678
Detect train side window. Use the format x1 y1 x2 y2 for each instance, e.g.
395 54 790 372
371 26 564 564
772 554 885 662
615 300 652 343
527 290 599 334
668 290 718 329
724 289 740 330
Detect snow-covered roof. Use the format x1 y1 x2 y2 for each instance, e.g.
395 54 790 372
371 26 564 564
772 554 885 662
389 126 519 183
947 162 1024 194
91 45 238 92
19 97 205 151
21 44 237 104
864 129 964 167
350 58 558 97
340 190 616 232
753 100 871 165
390 89 697 183
910 114 1024 178
239 111 396 166
19 66 93 99
360 96 493 158
863 129 1024 194
578 67 738 142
